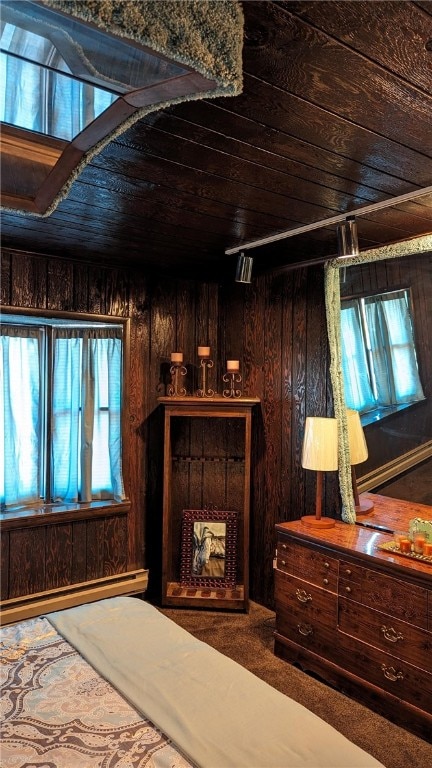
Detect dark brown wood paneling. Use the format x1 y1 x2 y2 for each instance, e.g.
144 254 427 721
9 528 46 598
104 515 128 575
85 518 105 581
1 530 10 600
128 271 149 569
47 257 73 310
45 523 73 589
72 520 87 583
87 264 106 315
10 251 47 307
1 250 11 304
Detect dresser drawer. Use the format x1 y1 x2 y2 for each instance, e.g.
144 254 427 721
338 632 432 714
277 537 338 590
275 570 337 626
337 565 429 629
338 598 432 671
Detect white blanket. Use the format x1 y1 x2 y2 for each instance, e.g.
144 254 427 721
48 596 385 768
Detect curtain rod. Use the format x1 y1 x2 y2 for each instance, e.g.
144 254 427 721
224 185 432 256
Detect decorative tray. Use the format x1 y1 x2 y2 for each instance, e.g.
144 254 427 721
377 540 432 564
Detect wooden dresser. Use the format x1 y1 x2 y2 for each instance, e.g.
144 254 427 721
274 494 432 740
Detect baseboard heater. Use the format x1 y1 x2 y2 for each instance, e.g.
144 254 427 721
0 569 149 625
358 440 432 493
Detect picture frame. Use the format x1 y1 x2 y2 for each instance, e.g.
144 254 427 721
179 509 238 588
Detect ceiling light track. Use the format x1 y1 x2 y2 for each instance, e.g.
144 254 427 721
224 185 432 256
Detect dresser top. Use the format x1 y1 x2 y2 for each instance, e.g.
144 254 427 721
276 493 432 582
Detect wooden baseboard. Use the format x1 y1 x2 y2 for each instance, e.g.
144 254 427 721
0 569 148 625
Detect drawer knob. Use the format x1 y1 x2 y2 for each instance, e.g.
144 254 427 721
282 543 287 550
323 578 329 585
324 562 330 569
345 586 352 593
295 588 312 603
345 569 352 576
297 623 313 637
381 664 404 682
381 626 404 644
280 560 286 566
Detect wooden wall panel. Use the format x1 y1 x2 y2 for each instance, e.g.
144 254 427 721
85 518 105 581
104 515 128 574
128 271 149 569
1 530 9 600
71 520 87 583
45 523 72 589
47 257 73 310
9 528 46 598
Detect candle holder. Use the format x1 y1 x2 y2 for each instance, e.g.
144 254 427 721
167 362 187 397
196 355 215 398
223 370 242 398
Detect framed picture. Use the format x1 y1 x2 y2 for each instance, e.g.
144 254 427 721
179 509 238 588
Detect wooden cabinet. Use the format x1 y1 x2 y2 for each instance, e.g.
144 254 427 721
159 397 259 610
274 495 432 740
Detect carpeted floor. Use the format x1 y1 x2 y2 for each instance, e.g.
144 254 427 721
159 601 432 768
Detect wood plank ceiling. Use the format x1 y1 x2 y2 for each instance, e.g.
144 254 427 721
1 0 432 281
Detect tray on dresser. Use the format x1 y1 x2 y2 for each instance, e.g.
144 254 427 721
377 540 432 564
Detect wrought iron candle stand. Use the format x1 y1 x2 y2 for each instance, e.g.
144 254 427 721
223 370 242 398
167 362 187 397
196 355 215 398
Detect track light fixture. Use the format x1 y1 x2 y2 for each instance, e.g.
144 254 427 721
337 215 359 258
235 252 253 283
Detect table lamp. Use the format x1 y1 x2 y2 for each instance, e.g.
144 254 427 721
346 408 374 514
301 416 338 528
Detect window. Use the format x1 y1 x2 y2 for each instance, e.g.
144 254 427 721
1 312 126 512
341 289 425 419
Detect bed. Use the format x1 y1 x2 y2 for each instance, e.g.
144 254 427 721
1 596 385 768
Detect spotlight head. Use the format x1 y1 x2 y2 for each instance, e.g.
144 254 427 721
235 252 253 283
337 216 359 258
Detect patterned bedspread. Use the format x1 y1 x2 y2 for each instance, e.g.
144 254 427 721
0 616 194 768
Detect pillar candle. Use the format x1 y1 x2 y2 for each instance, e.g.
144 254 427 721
413 534 426 554
422 542 432 556
399 538 412 554
171 352 183 363
227 359 240 372
198 346 211 357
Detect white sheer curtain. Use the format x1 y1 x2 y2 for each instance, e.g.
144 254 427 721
341 301 375 412
52 328 125 503
364 294 424 406
0 326 41 508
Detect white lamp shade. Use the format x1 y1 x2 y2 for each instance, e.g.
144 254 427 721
301 416 338 471
346 409 368 465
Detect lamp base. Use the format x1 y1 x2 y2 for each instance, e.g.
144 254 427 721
355 497 375 515
301 515 336 529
